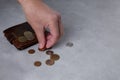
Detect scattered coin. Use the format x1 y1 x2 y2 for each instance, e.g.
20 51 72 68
50 54 60 61
28 49 35 54
46 59 55 66
24 31 35 40
66 42 73 47
46 50 54 55
34 61 42 67
18 36 27 42
26 47 60 67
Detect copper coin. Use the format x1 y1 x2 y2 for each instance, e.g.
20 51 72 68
66 42 73 47
50 54 60 61
46 50 54 55
46 59 55 66
34 61 42 67
47 47 53 50
28 49 35 54
38 46 46 51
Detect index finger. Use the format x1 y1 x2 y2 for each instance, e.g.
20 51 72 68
46 20 60 48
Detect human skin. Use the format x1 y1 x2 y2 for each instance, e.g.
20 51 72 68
18 0 63 49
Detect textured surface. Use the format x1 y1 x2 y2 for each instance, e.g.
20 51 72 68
0 0 120 80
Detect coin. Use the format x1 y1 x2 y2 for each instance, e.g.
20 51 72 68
18 36 27 42
66 42 73 47
50 54 60 61
38 48 46 51
47 47 53 50
34 61 42 67
24 31 35 40
46 50 54 55
28 49 35 54
38 46 46 51
46 59 55 66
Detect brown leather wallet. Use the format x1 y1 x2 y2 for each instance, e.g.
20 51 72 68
3 22 38 50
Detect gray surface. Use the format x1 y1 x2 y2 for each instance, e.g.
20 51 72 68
0 0 120 80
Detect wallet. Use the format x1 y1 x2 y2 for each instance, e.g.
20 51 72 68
3 22 38 50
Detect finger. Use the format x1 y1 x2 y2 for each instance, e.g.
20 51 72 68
33 24 45 49
58 18 64 37
46 21 60 48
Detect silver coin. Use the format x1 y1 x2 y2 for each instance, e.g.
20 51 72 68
66 42 73 47
18 36 27 42
24 31 35 40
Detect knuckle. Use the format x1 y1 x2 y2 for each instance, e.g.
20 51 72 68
52 15 58 20
49 13 61 21
57 13 61 19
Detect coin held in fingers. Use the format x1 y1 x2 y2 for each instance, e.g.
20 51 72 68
38 46 46 51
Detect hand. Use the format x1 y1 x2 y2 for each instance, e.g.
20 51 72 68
18 0 63 49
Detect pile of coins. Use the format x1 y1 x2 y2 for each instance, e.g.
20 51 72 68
28 49 60 67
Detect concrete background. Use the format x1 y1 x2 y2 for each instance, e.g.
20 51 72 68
0 0 120 80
